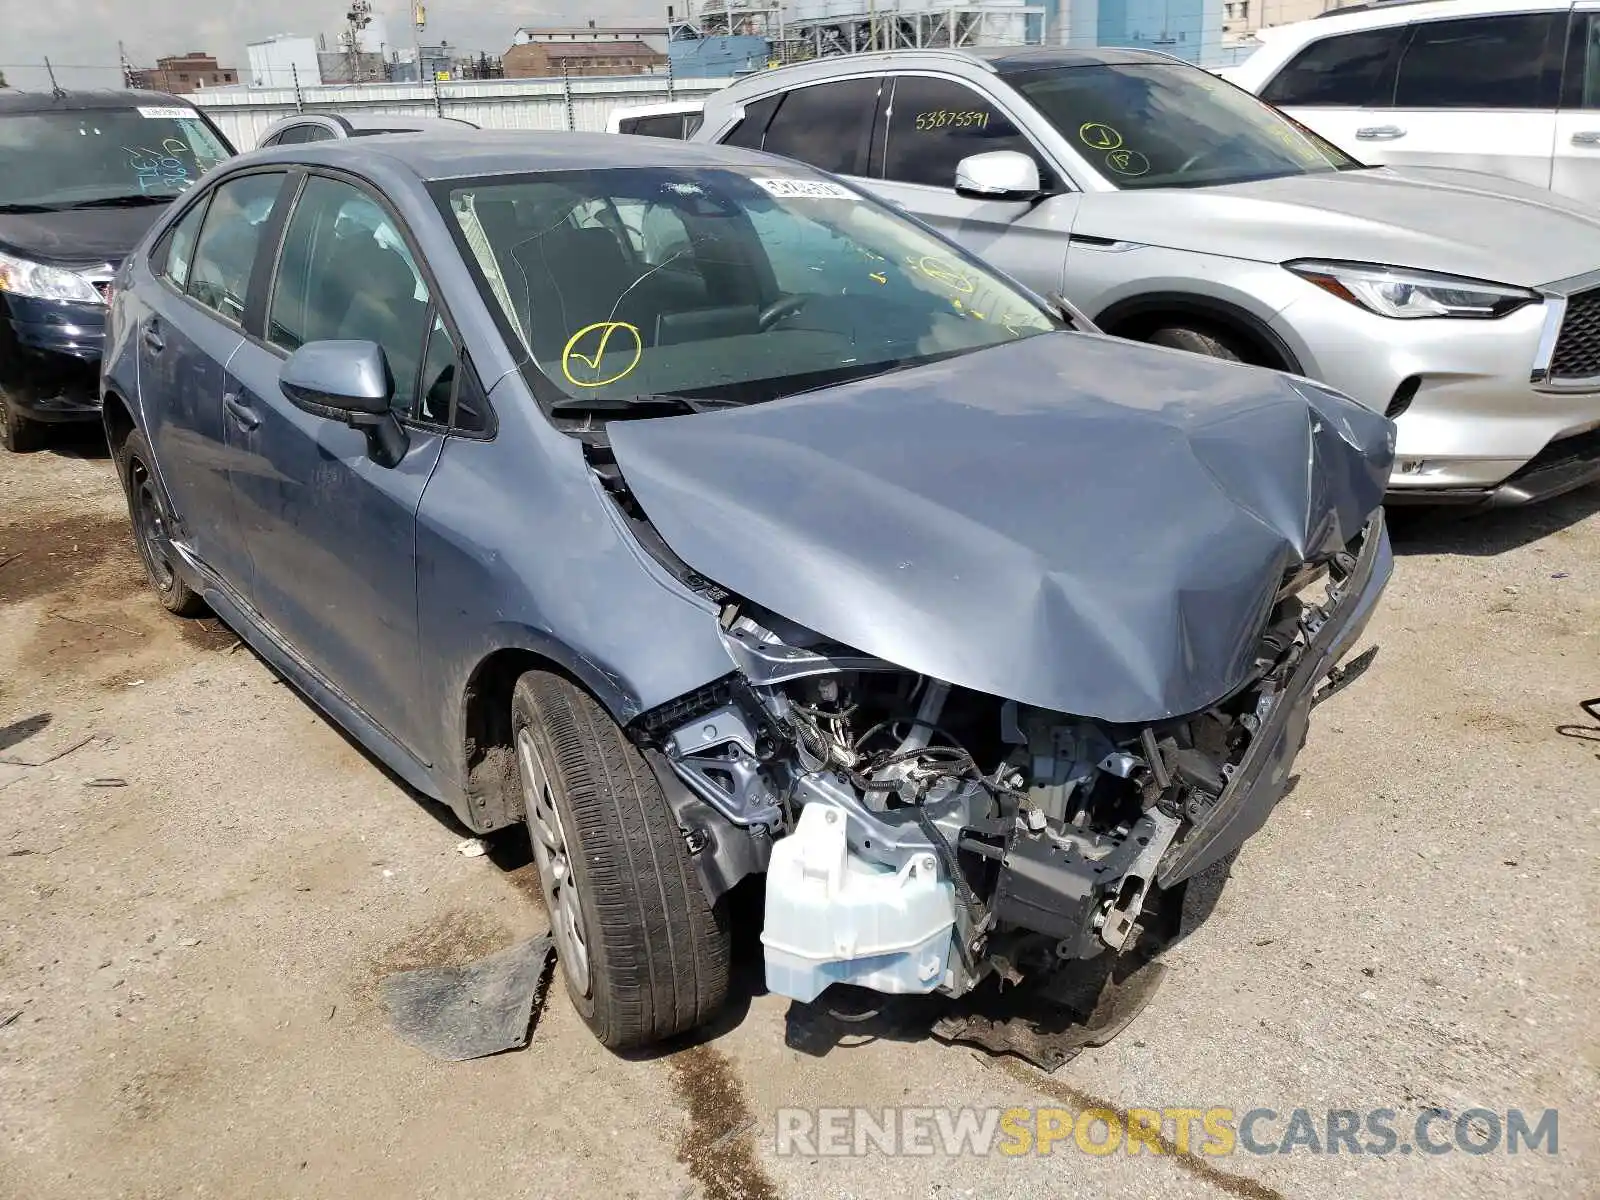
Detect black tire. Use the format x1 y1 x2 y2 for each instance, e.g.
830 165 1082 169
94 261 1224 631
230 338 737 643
512 671 729 1050
1144 324 1245 362
117 429 208 617
0 389 45 453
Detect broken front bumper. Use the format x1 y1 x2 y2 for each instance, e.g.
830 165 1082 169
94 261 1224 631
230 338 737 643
1156 510 1392 886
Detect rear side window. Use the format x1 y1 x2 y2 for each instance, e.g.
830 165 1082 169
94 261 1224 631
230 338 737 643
758 78 881 175
155 199 209 292
1393 13 1564 109
1260 28 1406 106
720 93 782 149
1563 12 1600 108
882 75 1039 188
187 172 287 323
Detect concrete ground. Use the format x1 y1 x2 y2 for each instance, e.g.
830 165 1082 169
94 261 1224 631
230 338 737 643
1 435 1595 1200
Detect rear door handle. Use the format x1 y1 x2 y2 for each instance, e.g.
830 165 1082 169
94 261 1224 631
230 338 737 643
1572 130 1600 146
141 326 165 353
1355 125 1406 141
222 391 260 432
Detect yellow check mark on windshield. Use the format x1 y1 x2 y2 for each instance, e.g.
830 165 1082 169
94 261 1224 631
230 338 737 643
561 321 643 388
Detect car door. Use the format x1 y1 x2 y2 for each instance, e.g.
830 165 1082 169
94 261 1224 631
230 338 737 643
867 73 1078 300
1378 11 1565 189
1258 25 1410 158
1553 4 1600 202
137 170 290 596
222 171 445 754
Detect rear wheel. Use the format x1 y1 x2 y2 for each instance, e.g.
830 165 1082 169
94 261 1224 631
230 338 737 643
513 670 730 1050
117 429 207 617
1144 324 1246 362
0 389 44 453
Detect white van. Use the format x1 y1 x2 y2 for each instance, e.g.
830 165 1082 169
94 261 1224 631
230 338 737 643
607 101 705 139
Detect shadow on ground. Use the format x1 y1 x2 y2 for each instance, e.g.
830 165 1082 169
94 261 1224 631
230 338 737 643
1388 482 1600 557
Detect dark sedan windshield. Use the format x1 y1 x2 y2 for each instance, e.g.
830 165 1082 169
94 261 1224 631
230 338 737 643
442 166 1056 406
1009 63 1358 190
0 107 232 208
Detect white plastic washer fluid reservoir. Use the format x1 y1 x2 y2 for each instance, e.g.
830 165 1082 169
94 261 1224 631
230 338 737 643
761 801 958 1003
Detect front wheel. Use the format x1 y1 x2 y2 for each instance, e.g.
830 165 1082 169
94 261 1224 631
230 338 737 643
0 390 44 453
1143 324 1245 362
513 671 730 1050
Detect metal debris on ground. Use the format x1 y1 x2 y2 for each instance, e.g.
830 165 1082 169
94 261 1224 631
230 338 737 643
380 933 555 1061
0 733 95 768
931 957 1168 1072
83 777 128 788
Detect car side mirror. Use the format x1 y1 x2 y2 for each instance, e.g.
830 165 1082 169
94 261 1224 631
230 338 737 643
954 151 1043 201
279 340 408 466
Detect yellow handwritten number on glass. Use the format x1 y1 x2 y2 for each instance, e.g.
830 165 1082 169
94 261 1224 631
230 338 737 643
561 321 643 388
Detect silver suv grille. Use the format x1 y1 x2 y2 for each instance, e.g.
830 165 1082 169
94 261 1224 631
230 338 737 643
1549 286 1600 380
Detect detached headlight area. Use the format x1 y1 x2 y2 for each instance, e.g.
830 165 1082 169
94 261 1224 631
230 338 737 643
0 249 105 305
1286 259 1538 320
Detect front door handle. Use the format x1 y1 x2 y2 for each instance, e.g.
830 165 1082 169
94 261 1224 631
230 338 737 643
1355 125 1407 141
1572 130 1600 146
222 391 260 432
141 326 165 353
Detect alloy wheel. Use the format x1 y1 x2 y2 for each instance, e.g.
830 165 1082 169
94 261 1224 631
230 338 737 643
516 726 592 995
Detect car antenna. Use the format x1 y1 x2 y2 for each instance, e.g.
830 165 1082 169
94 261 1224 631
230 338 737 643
43 57 66 99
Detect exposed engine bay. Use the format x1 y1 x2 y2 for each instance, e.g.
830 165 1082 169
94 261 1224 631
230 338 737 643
631 517 1386 1005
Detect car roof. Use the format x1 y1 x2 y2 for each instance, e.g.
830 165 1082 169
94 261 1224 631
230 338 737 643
1254 0 1556 44
713 45 1191 98
246 128 789 180
0 88 196 114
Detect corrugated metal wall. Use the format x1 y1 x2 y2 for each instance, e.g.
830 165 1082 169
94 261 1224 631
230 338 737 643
191 76 734 150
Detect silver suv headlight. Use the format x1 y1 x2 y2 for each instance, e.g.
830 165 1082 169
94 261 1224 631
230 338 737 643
1285 260 1537 320
0 249 105 305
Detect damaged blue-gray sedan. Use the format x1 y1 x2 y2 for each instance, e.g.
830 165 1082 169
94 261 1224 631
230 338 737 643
101 131 1395 1049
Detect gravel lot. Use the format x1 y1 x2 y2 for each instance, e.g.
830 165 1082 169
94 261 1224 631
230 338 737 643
1 435 1596 1200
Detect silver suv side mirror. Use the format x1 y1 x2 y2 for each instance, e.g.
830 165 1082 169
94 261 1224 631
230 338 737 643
954 151 1043 201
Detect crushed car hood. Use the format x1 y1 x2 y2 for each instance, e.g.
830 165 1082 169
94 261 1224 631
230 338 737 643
1077 166 1600 288
608 333 1393 722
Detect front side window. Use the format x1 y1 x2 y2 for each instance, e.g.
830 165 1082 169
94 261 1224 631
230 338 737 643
442 166 1057 410
1008 63 1358 190
758 78 881 175
1260 28 1407 107
0 107 232 210
1393 14 1563 109
882 75 1041 188
269 176 432 414
187 172 286 322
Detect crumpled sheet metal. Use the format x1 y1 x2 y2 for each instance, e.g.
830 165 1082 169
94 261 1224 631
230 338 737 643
609 332 1393 723
381 933 554 1061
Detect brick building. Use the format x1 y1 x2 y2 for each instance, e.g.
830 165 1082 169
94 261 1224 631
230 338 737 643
129 53 238 94
502 39 666 78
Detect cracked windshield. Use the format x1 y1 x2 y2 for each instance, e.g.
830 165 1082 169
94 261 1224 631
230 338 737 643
0 107 231 209
444 166 1056 407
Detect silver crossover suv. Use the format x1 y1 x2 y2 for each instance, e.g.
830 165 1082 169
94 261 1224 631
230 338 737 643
691 47 1600 505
